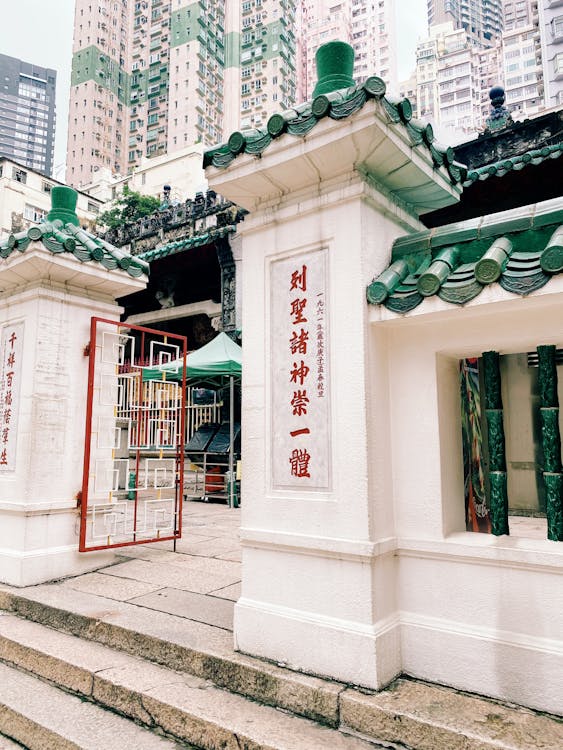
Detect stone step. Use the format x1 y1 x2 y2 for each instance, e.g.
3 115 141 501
1 586 562 750
0 733 27 749
0 612 385 750
0 661 192 750
0 584 344 727
342 681 563 750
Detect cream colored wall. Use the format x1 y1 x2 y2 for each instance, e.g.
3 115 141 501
371 281 563 715
231 173 410 688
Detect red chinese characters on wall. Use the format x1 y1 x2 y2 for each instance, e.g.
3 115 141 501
0 323 23 471
288 264 312 478
272 248 329 490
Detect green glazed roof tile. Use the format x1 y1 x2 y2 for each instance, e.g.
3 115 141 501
430 218 481 248
137 224 237 263
463 142 563 186
204 81 466 187
533 198 563 228
479 205 533 239
0 221 148 278
369 198 563 313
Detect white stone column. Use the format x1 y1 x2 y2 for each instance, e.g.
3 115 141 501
207 97 459 688
0 243 145 586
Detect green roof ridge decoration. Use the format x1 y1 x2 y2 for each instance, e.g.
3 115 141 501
203 41 465 187
311 41 355 99
137 224 237 263
367 199 563 312
464 142 563 186
0 186 148 278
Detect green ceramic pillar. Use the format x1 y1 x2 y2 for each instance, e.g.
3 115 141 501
482 350 509 535
537 345 563 541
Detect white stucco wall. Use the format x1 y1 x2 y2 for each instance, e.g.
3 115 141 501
370 283 563 715
0 246 146 586
231 173 417 688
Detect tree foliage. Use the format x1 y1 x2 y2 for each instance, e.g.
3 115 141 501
96 186 161 231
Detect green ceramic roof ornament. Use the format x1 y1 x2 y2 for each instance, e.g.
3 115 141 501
0 183 149 278
312 41 355 99
47 186 80 227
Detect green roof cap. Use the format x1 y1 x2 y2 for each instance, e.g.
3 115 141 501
47 186 80 227
312 41 355 99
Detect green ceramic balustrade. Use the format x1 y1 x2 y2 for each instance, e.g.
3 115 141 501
537 345 563 541
482 350 509 536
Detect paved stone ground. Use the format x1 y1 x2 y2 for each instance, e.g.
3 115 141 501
2 500 562 750
60 500 242 633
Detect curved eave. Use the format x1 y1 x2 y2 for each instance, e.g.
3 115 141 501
366 198 563 319
0 222 148 279
206 99 461 216
463 143 563 186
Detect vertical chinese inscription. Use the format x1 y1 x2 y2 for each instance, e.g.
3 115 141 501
0 322 24 471
271 249 330 490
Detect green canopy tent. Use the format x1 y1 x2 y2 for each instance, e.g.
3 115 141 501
143 332 242 506
142 331 241 386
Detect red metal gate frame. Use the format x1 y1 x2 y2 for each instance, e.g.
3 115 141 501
79 316 187 552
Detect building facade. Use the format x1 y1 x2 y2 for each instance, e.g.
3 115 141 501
538 0 563 108
427 0 503 47
66 0 131 186
299 0 397 101
412 6 545 140
0 54 56 177
414 23 486 136
67 0 299 188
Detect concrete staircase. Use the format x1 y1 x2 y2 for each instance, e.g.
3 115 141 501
0 584 562 750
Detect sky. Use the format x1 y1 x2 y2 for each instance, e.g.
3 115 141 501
1 0 428 181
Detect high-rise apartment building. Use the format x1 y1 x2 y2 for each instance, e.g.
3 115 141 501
502 0 544 118
299 0 397 101
411 0 550 141
414 22 502 137
538 0 563 108
427 0 503 47
234 0 298 130
67 0 299 188
67 0 130 186
0 54 56 177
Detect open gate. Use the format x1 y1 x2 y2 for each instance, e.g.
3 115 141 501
79 317 187 552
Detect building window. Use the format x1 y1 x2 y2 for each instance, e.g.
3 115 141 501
12 168 27 184
24 204 47 223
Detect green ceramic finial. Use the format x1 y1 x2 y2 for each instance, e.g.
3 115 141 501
47 186 80 227
312 41 355 99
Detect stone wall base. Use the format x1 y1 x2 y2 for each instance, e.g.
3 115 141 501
0 506 116 587
234 598 401 690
